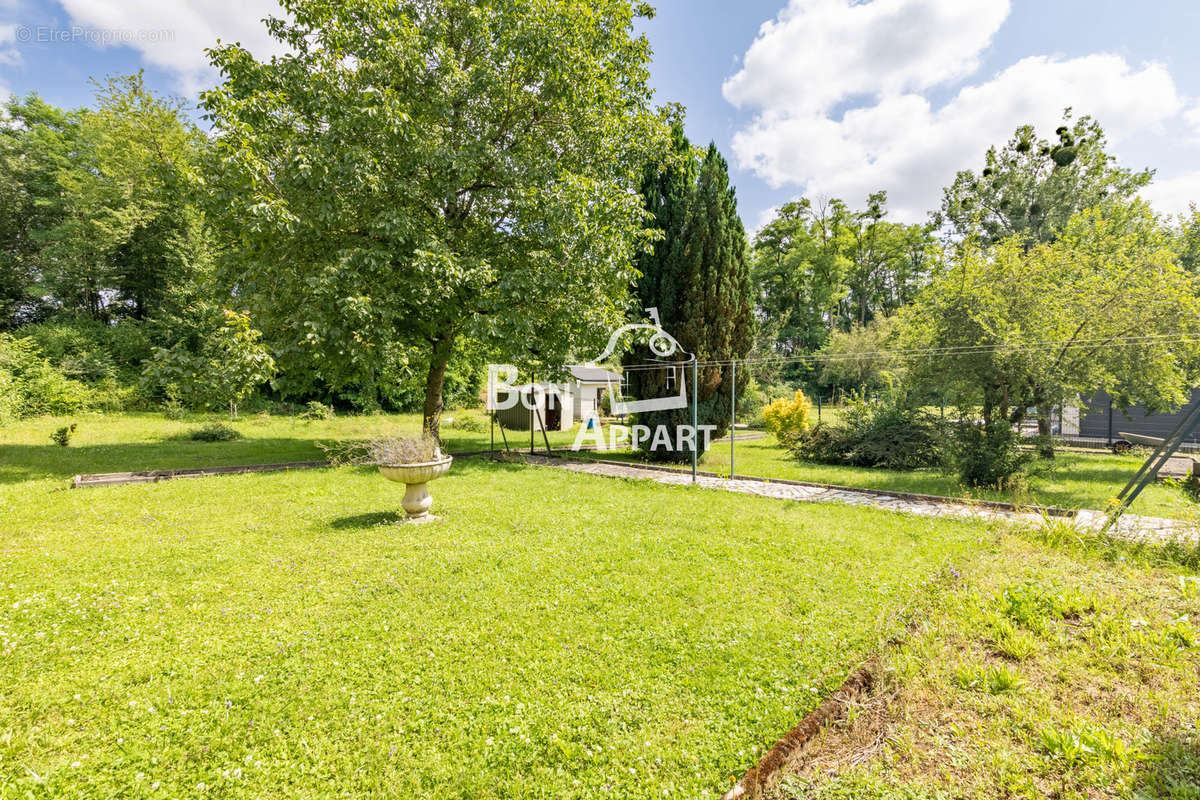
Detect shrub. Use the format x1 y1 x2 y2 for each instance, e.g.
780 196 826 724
0 334 94 421
951 421 1029 489
448 413 486 432
189 422 243 442
788 396 946 470
789 422 855 464
762 389 812 442
300 400 335 421
739 380 794 428
162 391 188 420
21 317 151 383
141 310 276 419
50 423 77 447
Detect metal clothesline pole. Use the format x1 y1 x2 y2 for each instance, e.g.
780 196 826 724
730 361 736 480
691 356 698 484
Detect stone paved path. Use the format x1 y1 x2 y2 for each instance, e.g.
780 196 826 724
525 456 1197 544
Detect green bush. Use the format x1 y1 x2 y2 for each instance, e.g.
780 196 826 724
50 423 77 447
300 400 334 421
21 317 151 383
0 334 94 421
788 396 947 471
448 413 486 432
739 379 794 428
188 422 242 442
951 421 1030 489
162 393 188 420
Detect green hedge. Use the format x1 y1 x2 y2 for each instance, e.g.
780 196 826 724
0 334 95 421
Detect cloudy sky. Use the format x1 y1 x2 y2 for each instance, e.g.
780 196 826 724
3 0 1200 229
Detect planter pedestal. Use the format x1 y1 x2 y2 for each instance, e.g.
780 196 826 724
379 457 453 520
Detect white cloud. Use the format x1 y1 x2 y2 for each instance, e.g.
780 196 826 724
55 0 285 95
0 22 20 67
1141 172 1200 219
724 0 1010 115
726 0 1200 222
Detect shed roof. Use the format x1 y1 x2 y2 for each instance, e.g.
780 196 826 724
567 365 622 384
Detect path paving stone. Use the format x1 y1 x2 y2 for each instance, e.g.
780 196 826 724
525 456 1197 545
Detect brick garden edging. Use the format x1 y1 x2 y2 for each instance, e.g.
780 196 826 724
68 449 500 488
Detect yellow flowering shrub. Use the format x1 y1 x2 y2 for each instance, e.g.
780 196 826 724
762 389 812 441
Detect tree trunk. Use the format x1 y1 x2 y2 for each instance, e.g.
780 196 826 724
422 329 457 443
1036 402 1055 459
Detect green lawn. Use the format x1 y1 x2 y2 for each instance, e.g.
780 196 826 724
0 410 579 486
10 413 1186 523
591 434 1200 521
0 433 987 798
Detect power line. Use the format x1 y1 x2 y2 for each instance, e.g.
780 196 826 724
606 332 1200 373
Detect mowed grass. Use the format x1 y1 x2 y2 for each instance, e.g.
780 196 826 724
595 435 1199 520
0 411 579 486
0 456 986 798
9 412 1189 520
774 527 1200 799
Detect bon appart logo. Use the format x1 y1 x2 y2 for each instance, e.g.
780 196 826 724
486 309 716 452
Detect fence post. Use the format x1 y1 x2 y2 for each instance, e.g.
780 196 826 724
730 361 736 480
1107 395 1114 446
817 392 822 424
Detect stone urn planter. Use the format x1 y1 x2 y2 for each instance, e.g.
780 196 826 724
379 455 453 520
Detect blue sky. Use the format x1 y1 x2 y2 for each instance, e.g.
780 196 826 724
4 0 1200 228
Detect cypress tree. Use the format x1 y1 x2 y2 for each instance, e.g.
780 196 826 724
625 132 754 462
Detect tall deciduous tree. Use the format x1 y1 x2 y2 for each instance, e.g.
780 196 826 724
939 111 1152 249
0 77 210 327
202 0 668 438
750 194 935 382
626 130 755 461
0 96 79 327
901 201 1200 473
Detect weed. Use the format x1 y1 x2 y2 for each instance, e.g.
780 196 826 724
953 661 1024 694
989 617 1038 660
1165 617 1196 649
997 580 1093 633
1038 722 1140 771
1035 514 1086 548
50 422 77 447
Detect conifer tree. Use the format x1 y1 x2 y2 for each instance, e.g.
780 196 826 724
626 130 754 461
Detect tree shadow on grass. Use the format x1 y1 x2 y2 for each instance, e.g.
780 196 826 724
330 511 405 529
1133 734 1200 798
0 438 331 485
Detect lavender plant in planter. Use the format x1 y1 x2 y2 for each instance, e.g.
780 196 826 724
331 436 453 521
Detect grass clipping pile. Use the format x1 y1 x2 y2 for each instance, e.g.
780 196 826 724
763 528 1200 800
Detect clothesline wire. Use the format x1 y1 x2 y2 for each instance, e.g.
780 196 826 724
598 332 1200 374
